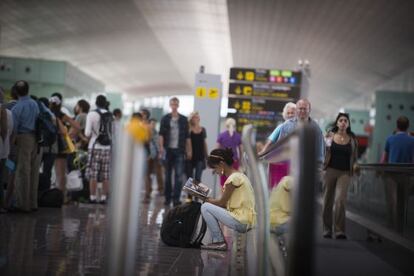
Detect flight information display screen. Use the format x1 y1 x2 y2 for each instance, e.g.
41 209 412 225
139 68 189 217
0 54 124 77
229 67 302 85
228 67 302 141
228 82 300 101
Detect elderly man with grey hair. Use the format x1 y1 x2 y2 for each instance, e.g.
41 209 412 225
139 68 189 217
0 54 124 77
259 102 296 155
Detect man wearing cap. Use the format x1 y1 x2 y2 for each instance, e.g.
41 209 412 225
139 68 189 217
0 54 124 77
11 80 40 212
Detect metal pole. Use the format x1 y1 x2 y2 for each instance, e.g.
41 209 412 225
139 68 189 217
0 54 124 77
242 125 270 275
287 125 317 276
106 128 146 276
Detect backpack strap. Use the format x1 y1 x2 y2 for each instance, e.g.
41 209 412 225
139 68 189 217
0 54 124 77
192 217 207 247
95 109 110 136
95 109 103 120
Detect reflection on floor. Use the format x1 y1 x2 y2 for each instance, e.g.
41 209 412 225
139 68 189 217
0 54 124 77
0 195 232 276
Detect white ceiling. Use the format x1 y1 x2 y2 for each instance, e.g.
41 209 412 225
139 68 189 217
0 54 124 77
1 0 414 117
228 0 414 116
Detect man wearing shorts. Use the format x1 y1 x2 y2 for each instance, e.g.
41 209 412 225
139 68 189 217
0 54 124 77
85 95 112 203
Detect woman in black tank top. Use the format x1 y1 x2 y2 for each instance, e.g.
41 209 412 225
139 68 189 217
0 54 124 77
186 112 208 183
322 113 358 239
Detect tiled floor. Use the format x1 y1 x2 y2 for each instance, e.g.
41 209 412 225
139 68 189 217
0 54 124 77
1 192 412 276
0 195 232 276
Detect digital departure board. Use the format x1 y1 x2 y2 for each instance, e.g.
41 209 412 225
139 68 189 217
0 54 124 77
228 97 287 114
229 67 302 85
228 97 287 138
228 67 302 141
229 82 300 101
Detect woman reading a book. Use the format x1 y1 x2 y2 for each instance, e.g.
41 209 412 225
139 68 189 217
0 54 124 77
200 148 256 251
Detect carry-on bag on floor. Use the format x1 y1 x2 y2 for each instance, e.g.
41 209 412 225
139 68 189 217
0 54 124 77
38 188 64 208
161 201 207 248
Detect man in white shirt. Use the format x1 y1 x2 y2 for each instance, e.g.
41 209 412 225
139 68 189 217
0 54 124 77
85 95 112 204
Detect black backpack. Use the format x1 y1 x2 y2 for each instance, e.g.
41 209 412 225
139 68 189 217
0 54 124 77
161 201 207 248
36 101 58 147
95 109 113 146
38 188 64 208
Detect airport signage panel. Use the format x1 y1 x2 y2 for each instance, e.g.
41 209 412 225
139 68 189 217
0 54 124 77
228 67 302 140
229 67 302 85
228 82 300 101
228 97 287 140
228 97 286 114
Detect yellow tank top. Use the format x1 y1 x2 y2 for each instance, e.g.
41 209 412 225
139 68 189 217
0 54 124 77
224 172 256 226
269 176 293 227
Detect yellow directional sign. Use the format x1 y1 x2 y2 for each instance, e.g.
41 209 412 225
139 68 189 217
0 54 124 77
208 88 219 99
245 71 255 81
235 86 242 95
237 71 244 80
234 101 241 109
243 85 252 96
242 101 251 111
195 86 206 98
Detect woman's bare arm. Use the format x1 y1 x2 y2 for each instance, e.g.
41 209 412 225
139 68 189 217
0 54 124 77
206 183 236 208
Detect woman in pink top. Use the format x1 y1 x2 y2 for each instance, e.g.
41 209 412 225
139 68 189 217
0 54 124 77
216 118 242 186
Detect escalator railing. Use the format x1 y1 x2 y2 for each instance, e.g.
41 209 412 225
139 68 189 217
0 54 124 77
242 124 318 276
348 163 414 240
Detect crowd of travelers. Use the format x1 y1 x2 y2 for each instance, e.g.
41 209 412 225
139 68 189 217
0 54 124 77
0 81 119 212
0 80 413 251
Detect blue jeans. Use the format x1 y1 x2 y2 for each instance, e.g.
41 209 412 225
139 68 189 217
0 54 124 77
187 160 205 182
164 148 185 202
201 202 249 243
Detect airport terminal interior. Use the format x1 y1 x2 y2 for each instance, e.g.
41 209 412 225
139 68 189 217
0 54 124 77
1 0 414 275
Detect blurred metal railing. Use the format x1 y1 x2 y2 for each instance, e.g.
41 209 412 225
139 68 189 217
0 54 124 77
106 121 147 276
242 124 318 276
242 125 272 276
357 163 414 173
348 164 414 238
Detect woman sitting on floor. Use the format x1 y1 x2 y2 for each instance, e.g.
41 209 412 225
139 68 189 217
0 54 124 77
201 148 256 251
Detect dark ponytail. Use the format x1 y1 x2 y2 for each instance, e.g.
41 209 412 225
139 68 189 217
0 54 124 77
207 148 234 167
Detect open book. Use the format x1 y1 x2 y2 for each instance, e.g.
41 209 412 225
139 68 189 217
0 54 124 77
183 178 210 200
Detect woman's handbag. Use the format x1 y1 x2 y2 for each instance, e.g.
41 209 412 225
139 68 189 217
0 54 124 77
66 170 83 192
63 133 76 154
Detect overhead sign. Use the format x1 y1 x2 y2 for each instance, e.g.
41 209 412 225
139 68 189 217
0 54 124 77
229 98 286 114
228 97 288 140
230 67 302 85
228 67 302 140
229 82 300 101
